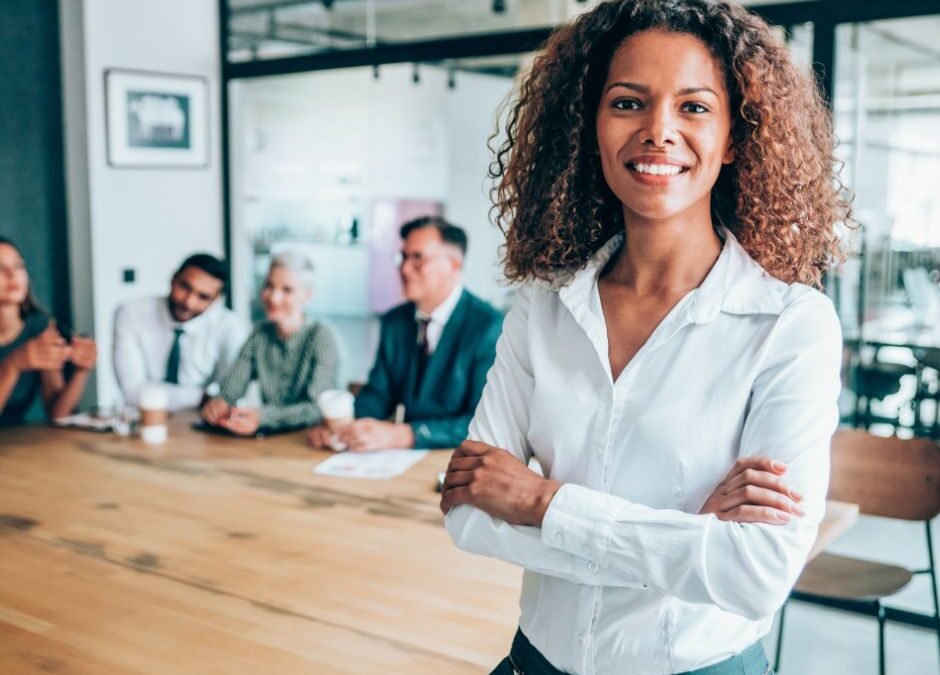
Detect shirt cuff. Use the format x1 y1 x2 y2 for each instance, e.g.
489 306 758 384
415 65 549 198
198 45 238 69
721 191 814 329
409 422 431 448
541 483 613 569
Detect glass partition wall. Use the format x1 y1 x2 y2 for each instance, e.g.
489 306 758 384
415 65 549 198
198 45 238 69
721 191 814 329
831 14 940 435
221 1 940 397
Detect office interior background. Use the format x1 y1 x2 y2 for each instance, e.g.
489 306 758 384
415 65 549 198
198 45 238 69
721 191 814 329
2 0 940 672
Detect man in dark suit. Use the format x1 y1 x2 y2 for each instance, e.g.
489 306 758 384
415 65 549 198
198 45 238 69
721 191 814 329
307 216 502 450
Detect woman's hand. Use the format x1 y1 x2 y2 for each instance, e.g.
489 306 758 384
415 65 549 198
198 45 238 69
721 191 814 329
10 323 72 372
69 336 97 370
439 440 561 527
306 424 334 449
700 456 804 524
220 407 260 436
201 397 231 425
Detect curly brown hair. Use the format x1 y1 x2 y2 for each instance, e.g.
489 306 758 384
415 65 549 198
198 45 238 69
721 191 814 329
492 0 851 287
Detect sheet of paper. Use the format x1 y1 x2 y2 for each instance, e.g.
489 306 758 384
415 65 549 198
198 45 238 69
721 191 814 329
313 449 428 480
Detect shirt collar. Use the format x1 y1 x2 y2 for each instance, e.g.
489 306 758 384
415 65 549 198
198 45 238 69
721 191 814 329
264 316 310 345
417 283 464 325
558 227 789 328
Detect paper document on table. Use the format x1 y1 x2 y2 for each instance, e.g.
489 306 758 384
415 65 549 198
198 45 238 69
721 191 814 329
313 450 429 479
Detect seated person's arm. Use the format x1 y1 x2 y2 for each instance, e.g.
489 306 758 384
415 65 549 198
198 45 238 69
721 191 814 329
113 305 202 410
112 305 148 406
407 317 501 449
321 326 403 450
202 334 257 427
352 324 395 421
46 335 97 420
336 315 502 452
213 314 251 384
258 324 341 431
0 321 71 413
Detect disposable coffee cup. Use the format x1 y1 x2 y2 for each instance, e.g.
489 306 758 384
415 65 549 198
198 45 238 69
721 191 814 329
139 384 169 443
317 389 355 450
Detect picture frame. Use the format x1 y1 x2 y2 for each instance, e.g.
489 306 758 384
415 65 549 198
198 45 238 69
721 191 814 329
104 69 209 168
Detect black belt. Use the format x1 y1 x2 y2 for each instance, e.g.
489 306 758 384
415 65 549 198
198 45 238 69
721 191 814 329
504 629 771 675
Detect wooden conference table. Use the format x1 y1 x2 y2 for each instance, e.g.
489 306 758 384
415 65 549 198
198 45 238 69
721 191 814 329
0 419 857 674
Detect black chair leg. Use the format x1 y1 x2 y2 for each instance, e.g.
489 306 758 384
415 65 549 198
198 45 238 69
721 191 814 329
774 602 787 672
877 602 887 675
926 522 940 667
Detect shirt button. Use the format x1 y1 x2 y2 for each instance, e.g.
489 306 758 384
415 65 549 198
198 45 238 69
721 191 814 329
588 562 599 573
577 632 587 645
555 532 564 544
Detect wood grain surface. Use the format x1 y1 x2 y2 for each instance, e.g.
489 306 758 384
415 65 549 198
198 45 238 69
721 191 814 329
0 417 858 673
0 416 521 674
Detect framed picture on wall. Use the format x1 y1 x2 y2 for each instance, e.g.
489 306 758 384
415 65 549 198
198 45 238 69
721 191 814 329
104 69 209 168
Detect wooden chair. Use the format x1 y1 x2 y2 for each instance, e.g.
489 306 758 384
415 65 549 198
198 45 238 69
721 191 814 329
774 429 940 674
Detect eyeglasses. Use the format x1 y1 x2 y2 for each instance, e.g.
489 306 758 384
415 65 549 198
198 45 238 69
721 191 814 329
394 251 448 270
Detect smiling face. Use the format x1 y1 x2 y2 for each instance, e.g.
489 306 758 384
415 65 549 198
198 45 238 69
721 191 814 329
596 29 734 228
261 265 312 325
398 226 462 309
168 266 223 323
0 243 29 308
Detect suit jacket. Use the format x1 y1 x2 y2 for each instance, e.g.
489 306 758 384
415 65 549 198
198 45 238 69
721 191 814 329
355 289 503 449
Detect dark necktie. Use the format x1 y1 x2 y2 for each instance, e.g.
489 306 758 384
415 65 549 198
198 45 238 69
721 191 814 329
165 328 184 384
413 316 431 395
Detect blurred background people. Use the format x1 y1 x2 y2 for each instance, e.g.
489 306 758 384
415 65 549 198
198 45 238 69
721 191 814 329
307 217 502 451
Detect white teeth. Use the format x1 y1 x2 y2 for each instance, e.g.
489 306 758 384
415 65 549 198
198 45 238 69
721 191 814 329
631 163 684 176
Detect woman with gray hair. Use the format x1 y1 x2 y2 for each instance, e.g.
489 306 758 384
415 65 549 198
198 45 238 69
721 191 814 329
201 251 340 435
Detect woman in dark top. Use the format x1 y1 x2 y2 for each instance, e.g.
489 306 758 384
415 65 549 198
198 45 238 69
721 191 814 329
0 237 97 425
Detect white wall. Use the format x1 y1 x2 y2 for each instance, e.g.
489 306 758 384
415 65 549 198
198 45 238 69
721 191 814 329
60 0 222 406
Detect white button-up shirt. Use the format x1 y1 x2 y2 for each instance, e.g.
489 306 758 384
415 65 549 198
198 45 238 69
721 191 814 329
113 297 249 411
446 231 842 675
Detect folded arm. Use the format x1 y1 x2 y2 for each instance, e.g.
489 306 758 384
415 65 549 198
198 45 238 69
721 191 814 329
445 291 842 616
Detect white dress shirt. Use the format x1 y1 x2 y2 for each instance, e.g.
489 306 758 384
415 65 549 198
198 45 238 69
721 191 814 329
446 231 842 675
113 297 249 411
416 283 463 354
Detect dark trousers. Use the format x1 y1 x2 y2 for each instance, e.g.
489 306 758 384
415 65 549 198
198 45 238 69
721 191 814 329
491 629 774 675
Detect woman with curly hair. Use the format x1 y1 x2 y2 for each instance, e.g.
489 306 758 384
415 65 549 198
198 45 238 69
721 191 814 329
440 1 851 673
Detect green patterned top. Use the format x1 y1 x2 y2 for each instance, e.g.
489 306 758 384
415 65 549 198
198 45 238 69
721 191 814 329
219 319 341 430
